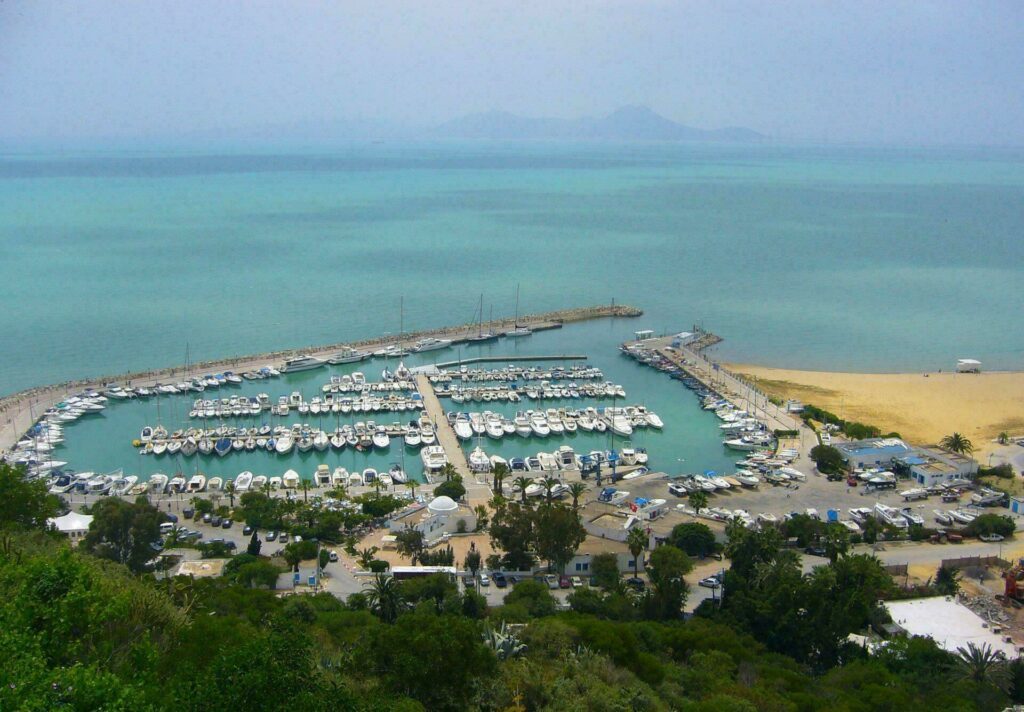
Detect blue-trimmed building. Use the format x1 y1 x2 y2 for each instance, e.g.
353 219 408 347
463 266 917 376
834 438 913 471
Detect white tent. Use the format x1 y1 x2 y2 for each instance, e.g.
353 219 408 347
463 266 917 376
956 359 981 373
48 511 93 544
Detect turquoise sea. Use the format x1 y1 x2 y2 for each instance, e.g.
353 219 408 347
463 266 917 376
3 142 1023 481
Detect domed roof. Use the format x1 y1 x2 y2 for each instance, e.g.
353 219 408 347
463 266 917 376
428 495 459 513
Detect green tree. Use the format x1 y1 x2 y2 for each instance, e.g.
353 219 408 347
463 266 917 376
688 489 709 514
364 573 406 623
246 528 261 557
433 477 466 501
464 548 482 579
361 612 495 710
193 497 214 516
822 522 851 562
627 526 648 578
491 461 509 494
513 476 532 504
669 522 716 558
644 545 693 619
940 432 975 455
935 565 961 596
395 527 426 564
357 546 379 570
0 462 60 531
440 463 458 481
504 579 557 617
966 513 1015 538
541 476 560 504
957 642 1008 687
568 481 587 510
533 503 586 573
810 444 845 474
488 501 535 571
591 551 622 591
81 497 163 573
223 479 236 508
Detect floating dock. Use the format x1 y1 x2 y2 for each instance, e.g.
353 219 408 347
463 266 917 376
430 354 587 369
414 374 470 480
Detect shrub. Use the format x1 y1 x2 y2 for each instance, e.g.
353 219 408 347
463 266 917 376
810 445 845 474
368 559 390 573
966 514 1015 538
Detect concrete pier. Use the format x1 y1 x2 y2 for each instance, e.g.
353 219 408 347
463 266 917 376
414 374 470 479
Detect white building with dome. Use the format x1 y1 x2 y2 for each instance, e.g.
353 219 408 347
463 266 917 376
387 495 478 544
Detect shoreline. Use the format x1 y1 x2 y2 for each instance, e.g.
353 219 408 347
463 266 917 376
726 363 1024 458
0 303 640 451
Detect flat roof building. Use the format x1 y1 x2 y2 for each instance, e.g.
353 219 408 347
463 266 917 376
895 446 978 488
885 597 1020 657
835 438 913 471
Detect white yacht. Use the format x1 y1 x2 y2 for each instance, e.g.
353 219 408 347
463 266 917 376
469 446 491 472
281 355 326 373
327 347 371 364
412 337 453 353
282 470 300 489
234 471 254 492
148 473 168 493
420 445 448 474
187 474 206 492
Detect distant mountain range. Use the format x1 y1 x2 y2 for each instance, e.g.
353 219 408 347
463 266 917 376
429 106 765 142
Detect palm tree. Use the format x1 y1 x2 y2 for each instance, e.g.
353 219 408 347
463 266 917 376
356 546 380 570
492 462 509 495
405 480 418 500
513 476 532 504
957 642 1008 687
688 489 708 514
541 477 560 503
224 480 236 509
299 477 310 504
940 432 975 455
364 573 406 623
568 482 587 510
627 526 647 579
998 432 1009 445
441 463 458 482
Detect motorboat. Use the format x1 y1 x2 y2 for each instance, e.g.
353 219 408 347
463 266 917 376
453 415 474 440
86 474 114 495
645 412 664 429
313 431 329 451
187 474 206 492
933 509 953 526
372 430 391 449
283 470 300 489
168 476 187 493
275 435 294 455
234 471 254 492
388 464 408 484
362 468 377 486
900 507 925 526
315 464 332 487
420 445 447 474
252 475 268 490
148 473 168 493
469 446 491 472
280 355 326 372
412 337 453 353
874 503 909 528
269 476 282 489
207 476 223 491
111 475 138 496
529 412 550 437
331 467 349 487
347 470 363 488
949 509 977 525
327 347 371 364
404 429 421 447
214 437 232 457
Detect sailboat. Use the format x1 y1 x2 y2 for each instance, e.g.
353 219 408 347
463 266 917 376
506 284 532 337
467 294 500 343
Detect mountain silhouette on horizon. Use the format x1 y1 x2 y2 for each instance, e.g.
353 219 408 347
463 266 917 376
430 105 765 142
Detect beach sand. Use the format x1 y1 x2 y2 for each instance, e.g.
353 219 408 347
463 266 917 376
726 365 1024 458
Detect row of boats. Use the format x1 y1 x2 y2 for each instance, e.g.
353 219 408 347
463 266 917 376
450 406 663 440
103 368 279 399
438 381 626 403
467 443 649 474
426 364 607 384
188 391 425 419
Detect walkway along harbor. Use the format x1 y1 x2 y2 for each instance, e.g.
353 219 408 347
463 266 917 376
0 303 641 452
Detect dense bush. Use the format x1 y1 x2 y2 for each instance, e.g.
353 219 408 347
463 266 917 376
966 513 1015 538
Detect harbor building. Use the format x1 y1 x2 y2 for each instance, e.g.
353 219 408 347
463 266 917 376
47 511 93 545
893 446 978 488
834 438 913 471
387 495 478 544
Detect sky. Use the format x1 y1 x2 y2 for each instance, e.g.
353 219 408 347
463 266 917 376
1 1 1022 145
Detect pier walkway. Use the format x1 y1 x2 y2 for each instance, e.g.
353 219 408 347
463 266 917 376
429 354 587 369
414 374 470 480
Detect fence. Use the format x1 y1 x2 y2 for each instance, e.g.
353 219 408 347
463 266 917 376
941 555 1011 570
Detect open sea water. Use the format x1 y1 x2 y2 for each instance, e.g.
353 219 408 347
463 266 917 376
2 141 1022 480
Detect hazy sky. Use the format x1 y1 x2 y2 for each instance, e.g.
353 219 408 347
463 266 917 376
2 1 1022 145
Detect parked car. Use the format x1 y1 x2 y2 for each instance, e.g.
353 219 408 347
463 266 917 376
182 508 195 519
571 576 584 588
265 530 277 541
221 519 232 529
543 574 559 590
805 545 827 557
202 513 213 524
980 533 1005 542
492 572 508 588
328 550 339 562
479 573 490 587
210 516 222 527
698 576 722 589
625 577 646 592
559 575 572 589
464 575 476 589
242 525 254 535
278 533 289 544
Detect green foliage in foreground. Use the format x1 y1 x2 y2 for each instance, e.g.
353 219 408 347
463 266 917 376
0 531 1014 710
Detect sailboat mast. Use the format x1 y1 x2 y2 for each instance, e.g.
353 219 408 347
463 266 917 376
478 294 484 337
514 283 520 327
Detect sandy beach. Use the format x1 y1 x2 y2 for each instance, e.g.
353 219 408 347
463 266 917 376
727 365 1024 458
